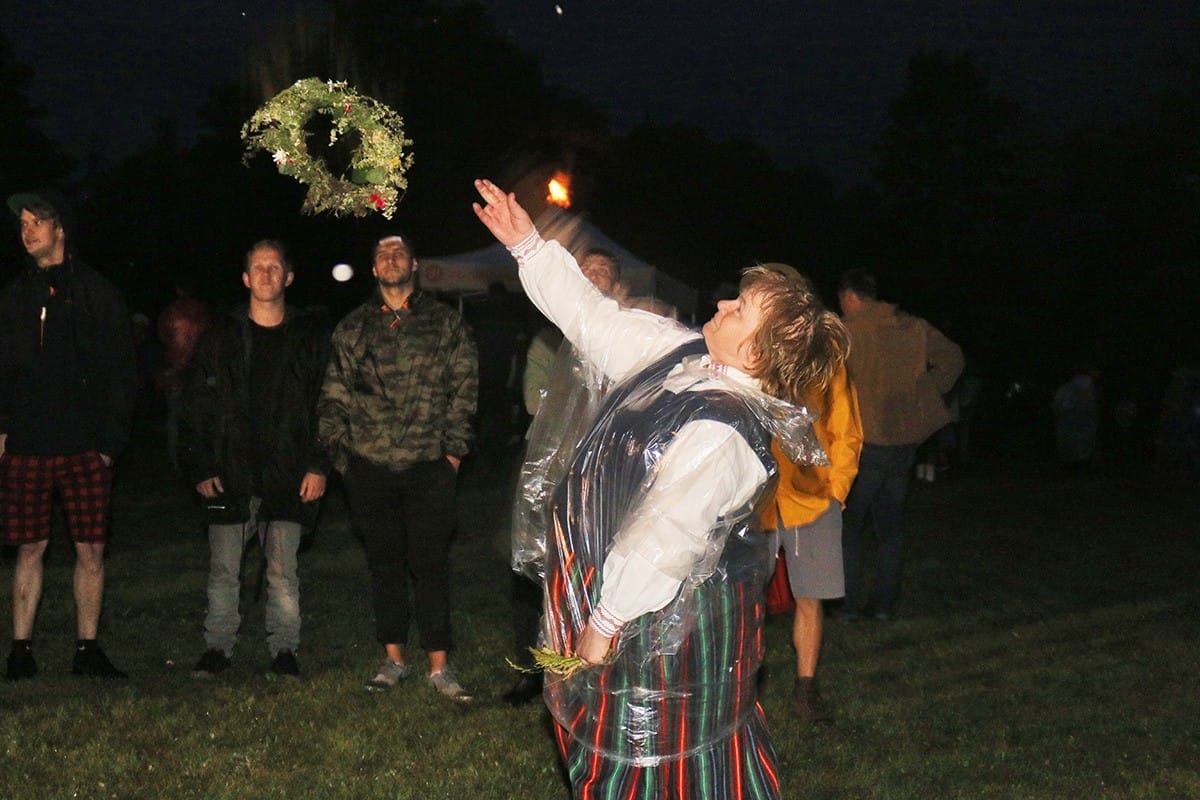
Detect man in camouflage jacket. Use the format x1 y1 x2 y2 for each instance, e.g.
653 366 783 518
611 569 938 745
318 233 478 700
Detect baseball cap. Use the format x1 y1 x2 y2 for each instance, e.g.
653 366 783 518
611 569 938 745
7 188 75 239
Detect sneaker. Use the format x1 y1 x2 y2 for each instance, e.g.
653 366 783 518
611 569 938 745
861 602 894 622
72 643 128 679
191 648 232 679
6 643 36 682
793 677 832 724
428 666 473 702
365 659 412 691
269 650 300 678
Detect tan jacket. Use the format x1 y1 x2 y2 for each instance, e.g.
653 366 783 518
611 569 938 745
843 299 963 446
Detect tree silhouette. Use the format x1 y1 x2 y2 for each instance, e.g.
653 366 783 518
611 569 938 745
0 34 75 195
873 50 1024 320
0 32 76 279
590 121 835 296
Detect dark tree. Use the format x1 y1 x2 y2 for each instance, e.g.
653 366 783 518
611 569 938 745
0 33 76 279
0 34 75 195
872 50 1024 320
1025 47 1200 382
589 121 835 296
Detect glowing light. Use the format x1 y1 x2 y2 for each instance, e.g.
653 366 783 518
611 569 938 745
332 263 354 282
547 172 571 208
555 4 563 14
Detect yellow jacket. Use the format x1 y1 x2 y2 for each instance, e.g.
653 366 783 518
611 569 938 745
762 366 863 529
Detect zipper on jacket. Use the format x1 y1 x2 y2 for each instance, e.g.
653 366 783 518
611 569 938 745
39 306 46 351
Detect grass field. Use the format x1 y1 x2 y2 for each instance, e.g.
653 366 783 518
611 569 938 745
0 423 1197 799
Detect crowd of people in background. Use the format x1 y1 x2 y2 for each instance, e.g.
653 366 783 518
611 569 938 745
3 183 1198 799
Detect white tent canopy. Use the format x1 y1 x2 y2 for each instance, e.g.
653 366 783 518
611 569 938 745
420 210 697 317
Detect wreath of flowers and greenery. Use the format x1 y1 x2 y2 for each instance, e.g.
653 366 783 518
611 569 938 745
241 78 414 219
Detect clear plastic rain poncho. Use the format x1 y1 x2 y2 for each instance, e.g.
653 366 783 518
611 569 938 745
515 319 827 766
510 336 611 583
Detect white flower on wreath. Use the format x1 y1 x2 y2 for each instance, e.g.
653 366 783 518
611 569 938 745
272 149 289 165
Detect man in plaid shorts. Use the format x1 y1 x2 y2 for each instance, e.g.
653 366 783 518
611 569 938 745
0 189 137 680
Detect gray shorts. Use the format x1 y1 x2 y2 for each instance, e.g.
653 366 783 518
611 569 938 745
778 500 845 599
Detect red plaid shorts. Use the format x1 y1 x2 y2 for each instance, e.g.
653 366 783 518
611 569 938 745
1 451 113 544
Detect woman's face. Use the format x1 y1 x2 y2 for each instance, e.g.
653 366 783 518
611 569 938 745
702 288 766 372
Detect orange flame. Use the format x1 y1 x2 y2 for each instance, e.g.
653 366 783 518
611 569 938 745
547 172 571 208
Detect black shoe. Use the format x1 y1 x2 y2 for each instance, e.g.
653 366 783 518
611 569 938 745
500 673 543 706
191 648 232 679
6 643 36 681
830 602 861 622
793 677 832 724
269 650 300 678
860 602 894 622
72 643 127 678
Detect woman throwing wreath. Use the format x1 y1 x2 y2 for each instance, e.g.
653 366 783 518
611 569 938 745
473 180 849 799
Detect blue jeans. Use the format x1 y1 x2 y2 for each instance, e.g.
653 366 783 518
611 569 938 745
841 443 916 615
204 497 302 657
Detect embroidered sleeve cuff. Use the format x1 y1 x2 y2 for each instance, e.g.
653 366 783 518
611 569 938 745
589 604 626 638
506 229 545 265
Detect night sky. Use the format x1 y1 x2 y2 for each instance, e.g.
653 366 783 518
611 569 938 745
7 1 1194 187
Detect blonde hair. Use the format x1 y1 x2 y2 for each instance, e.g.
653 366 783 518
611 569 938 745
739 264 849 406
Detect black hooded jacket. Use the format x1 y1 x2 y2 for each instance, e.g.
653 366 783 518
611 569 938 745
0 256 137 457
180 305 332 528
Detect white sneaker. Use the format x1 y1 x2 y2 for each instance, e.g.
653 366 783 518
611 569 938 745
428 665 473 702
365 659 412 691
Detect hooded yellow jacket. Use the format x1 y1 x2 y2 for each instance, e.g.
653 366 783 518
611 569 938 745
762 366 863 529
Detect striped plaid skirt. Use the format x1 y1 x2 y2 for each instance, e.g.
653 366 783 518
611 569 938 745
546 565 780 800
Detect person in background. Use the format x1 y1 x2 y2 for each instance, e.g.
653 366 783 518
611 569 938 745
759 264 862 724
1052 366 1100 469
0 188 136 680
157 277 211 472
182 240 330 679
836 268 963 621
319 232 478 701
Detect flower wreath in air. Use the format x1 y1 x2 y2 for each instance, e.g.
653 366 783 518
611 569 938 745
241 78 414 219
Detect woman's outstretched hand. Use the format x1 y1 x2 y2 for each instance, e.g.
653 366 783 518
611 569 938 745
472 179 535 247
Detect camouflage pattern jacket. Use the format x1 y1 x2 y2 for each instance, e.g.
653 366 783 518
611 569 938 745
319 288 478 474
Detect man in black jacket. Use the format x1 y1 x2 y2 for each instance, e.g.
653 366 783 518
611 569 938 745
1 189 137 680
182 240 331 679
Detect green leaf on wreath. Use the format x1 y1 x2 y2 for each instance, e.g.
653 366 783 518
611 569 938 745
351 167 388 186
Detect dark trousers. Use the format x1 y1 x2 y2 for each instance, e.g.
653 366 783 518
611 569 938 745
343 457 458 651
841 442 917 615
510 573 542 667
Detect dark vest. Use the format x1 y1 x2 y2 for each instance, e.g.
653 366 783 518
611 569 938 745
548 340 777 634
